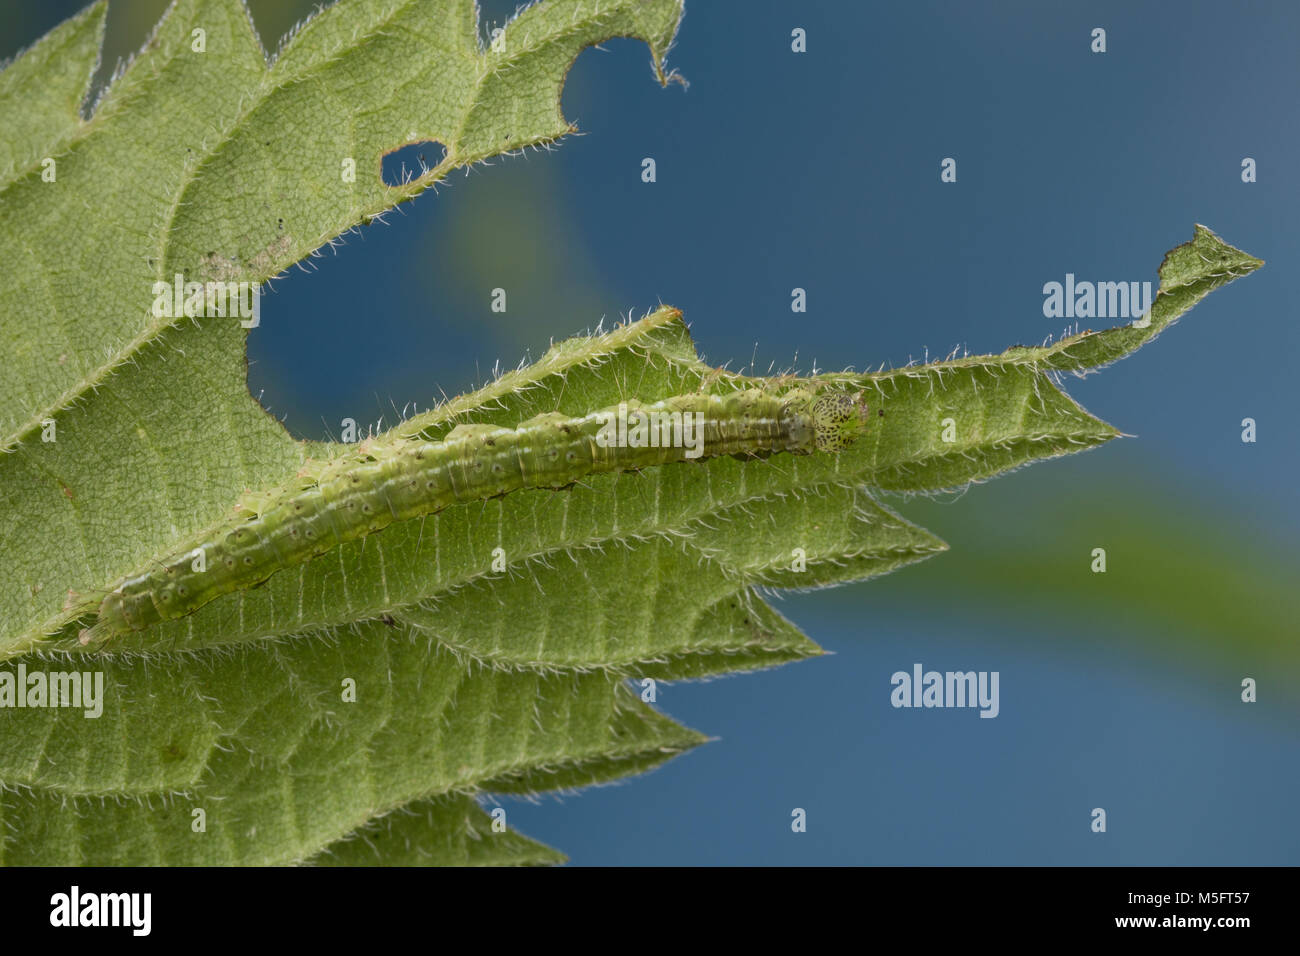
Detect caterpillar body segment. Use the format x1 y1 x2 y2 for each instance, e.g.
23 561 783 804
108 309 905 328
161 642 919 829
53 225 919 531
81 387 868 643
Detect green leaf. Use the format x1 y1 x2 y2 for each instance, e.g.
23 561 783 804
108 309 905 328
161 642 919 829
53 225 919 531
901 223 1263 376
0 0 105 188
397 534 828 675
311 794 566 867
0 0 1262 865
0 622 703 864
0 0 686 656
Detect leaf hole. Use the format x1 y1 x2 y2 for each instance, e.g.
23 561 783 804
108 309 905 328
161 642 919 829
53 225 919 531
380 141 448 187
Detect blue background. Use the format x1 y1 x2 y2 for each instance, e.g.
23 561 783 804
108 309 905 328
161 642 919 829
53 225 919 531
5 0 1297 864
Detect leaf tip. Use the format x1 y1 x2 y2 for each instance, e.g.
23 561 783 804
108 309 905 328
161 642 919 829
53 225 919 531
1159 224 1264 293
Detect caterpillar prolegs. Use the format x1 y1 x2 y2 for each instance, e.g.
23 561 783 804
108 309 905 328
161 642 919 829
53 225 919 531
81 387 869 644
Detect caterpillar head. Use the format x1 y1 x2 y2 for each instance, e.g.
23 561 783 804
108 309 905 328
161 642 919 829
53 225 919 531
809 389 870 452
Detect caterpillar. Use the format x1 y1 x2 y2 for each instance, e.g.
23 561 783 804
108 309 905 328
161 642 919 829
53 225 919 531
79 386 869 645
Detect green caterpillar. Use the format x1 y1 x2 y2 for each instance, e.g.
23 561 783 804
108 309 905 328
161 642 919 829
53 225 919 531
80 387 869 644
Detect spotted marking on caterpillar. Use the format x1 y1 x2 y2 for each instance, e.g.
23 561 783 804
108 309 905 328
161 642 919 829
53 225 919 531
79 387 869 645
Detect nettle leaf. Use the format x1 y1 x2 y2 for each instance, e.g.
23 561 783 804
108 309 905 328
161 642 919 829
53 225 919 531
0 0 685 656
0 1 105 185
0 0 1262 865
311 793 567 867
0 624 702 865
